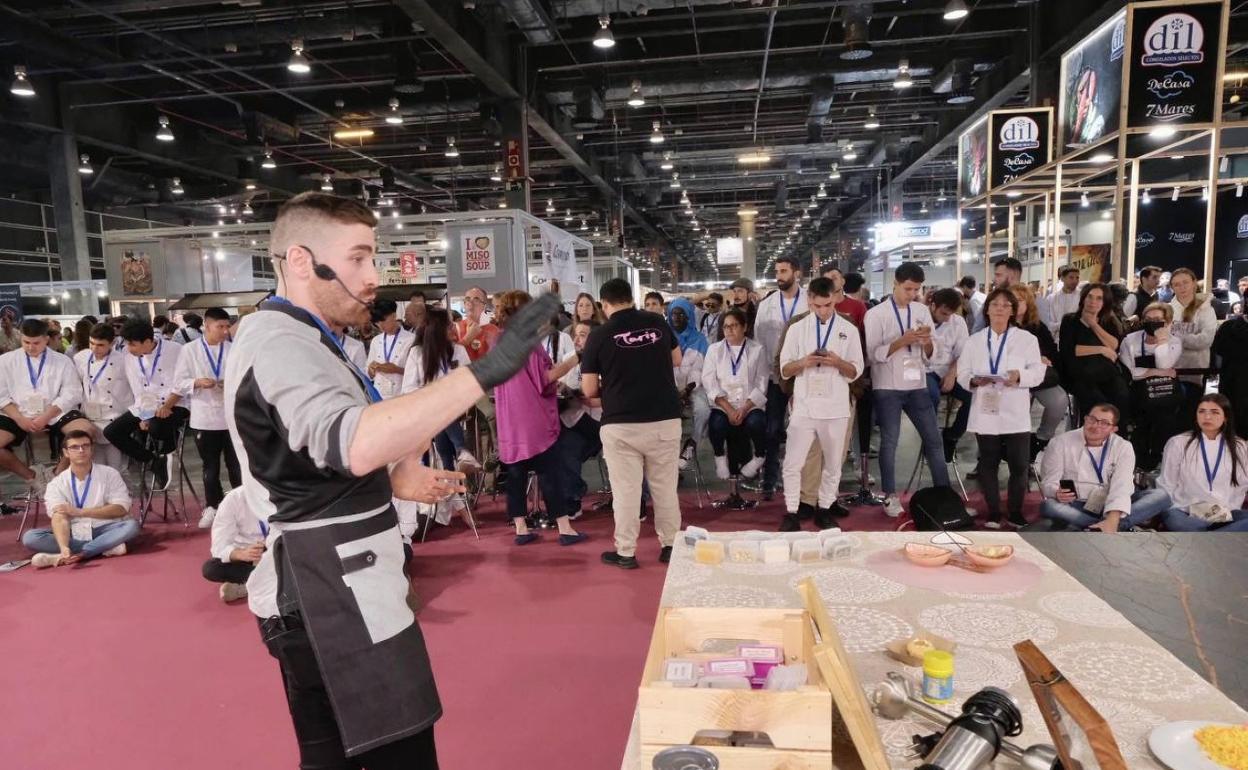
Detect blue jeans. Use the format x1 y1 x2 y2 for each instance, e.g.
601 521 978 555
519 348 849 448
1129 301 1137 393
925 373 971 439
1041 488 1172 530
708 409 767 461
559 414 601 508
873 388 949 493
1163 507 1248 532
762 382 790 490
22 518 141 559
433 420 467 470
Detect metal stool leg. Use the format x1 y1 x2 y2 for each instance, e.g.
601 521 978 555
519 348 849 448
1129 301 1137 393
15 440 43 542
905 452 925 493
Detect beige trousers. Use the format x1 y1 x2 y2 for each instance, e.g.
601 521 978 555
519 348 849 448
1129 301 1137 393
600 418 683 557
799 397 858 506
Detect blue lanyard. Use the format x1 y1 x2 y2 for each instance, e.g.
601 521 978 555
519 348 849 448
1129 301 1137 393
201 339 224 379
258 518 269 538
729 343 747 376
780 288 801 324
86 354 109 393
890 297 912 352
1086 438 1110 484
137 341 162 388
25 350 47 388
816 315 835 351
381 332 400 363
1201 437 1225 492
71 470 92 510
986 327 1009 376
268 297 381 403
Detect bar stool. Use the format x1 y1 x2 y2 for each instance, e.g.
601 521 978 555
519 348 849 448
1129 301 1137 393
712 432 756 511
138 423 200 527
419 443 480 543
15 438 49 542
590 455 614 512
679 450 708 509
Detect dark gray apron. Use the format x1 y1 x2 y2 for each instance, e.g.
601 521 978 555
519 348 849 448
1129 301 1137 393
275 505 441 757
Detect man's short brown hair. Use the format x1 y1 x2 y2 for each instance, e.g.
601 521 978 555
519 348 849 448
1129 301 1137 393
270 192 376 257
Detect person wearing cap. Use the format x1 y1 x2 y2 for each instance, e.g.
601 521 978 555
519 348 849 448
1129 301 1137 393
729 278 758 338
1042 265 1084 340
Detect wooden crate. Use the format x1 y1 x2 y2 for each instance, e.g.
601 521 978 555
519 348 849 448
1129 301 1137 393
637 606 835 770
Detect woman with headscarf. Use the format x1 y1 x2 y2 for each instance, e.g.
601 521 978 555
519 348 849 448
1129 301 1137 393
667 297 710 470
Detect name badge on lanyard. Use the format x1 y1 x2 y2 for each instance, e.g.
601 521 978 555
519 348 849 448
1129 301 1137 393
809 317 835 399
780 289 801 325
892 298 923 383
1084 439 1110 514
1201 437 1225 493
69 471 94 540
85 356 111 420
979 328 1009 416
202 339 225 384
726 344 747 405
20 351 49 416
137 341 163 419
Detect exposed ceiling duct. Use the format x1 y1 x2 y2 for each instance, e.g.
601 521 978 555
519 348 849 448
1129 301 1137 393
571 85 606 130
806 78 836 143
840 2 873 61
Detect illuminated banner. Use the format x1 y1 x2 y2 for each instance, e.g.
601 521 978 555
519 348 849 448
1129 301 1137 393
957 117 989 199
1059 11 1127 151
1126 2 1224 129
989 108 1052 189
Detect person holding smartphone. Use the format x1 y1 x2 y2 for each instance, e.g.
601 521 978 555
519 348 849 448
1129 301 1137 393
1039 403 1172 531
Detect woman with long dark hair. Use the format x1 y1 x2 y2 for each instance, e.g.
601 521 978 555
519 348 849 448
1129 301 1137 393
68 317 95 357
1158 394 1248 531
400 308 480 474
1009 284 1066 458
1059 282 1129 421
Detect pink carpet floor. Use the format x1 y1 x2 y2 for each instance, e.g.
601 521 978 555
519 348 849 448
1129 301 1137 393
0 486 1043 769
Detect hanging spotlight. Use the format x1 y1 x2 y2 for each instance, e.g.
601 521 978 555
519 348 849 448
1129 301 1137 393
498 199 507 209
1220 155 1231 173
385 97 404 125
546 198 556 214
245 181 257 191
580 218 588 231
1100 209 1111 220
9 65 34 97
670 173 681 189
627 80 646 108
261 149 277 169
243 202 254 216
321 175 334 192
1089 152 1114 163
77 154 93 175
936 186 947 202
564 208 573 223
843 143 858 162
287 39 311 74
593 15 616 49
1080 191 1089 207
817 183 828 198
1172 186 1180 202
1202 185 1209 201
650 121 665 144
171 177 184 195
660 152 674 171
943 0 970 21
444 137 459 158
920 200 929 214
155 115 175 142
829 163 842 180
1149 124 1177 140
491 163 503 183
1238 183 1244 198
893 59 914 90
863 107 880 130
1141 188 1151 204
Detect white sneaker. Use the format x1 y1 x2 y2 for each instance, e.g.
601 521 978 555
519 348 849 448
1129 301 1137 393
883 495 904 518
983 520 1003 530
714 455 730 480
102 543 127 557
740 456 765 479
219 582 248 603
31 552 61 569
198 506 217 530
455 450 481 474
678 442 695 471
30 465 54 496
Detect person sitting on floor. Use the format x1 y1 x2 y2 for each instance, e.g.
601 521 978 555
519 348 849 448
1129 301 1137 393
1158 393 1248 532
22 430 138 568
202 487 265 603
1039 403 1172 531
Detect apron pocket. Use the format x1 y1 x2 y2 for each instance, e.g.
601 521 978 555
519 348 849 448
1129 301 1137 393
334 525 414 645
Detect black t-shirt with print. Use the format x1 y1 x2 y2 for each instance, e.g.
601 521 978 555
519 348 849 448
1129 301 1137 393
580 307 680 425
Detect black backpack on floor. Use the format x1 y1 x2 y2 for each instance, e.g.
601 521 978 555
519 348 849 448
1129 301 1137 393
908 485 975 531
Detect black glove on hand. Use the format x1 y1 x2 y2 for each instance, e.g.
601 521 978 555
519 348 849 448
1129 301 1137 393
468 292 562 389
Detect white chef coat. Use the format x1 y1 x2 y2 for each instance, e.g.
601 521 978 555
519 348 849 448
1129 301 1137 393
674 348 705 391
541 330 576 368
1118 330 1182 380
73 348 133 424
400 343 471 393
209 487 265 563
340 333 367 373
1039 428 1136 514
753 287 807 383
928 314 969 378
956 325 1045 435
779 313 862 420
559 360 602 428
702 338 769 413
865 296 935 391
123 339 183 418
1159 432 1248 513
0 348 80 420
1042 287 1083 339
367 329 416 399
968 291 988 333
173 337 230 430
44 463 132 540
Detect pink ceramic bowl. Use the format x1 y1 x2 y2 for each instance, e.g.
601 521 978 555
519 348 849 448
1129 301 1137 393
965 544 1014 568
903 542 953 567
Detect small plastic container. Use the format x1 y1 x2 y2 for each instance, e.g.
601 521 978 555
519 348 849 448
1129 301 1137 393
764 663 809 691
699 675 752 690
792 539 822 563
922 649 955 704
816 527 843 544
683 525 710 546
822 535 853 560
737 644 784 665
662 658 700 687
742 530 772 541
782 531 812 542
693 539 725 565
761 539 790 564
705 658 755 677
728 540 761 563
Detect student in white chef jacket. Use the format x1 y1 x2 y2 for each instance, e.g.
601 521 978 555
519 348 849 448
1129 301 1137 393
778 277 863 532
0 317 94 488
338 327 368 372
956 288 1046 529
174 307 242 529
1158 393 1248 532
701 307 769 480
202 486 266 603
365 299 416 400
73 322 134 470
103 318 185 490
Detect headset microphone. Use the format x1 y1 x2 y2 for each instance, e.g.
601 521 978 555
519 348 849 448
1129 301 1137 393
308 252 373 309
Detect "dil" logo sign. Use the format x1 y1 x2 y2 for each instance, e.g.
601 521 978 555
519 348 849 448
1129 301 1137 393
1141 13 1205 67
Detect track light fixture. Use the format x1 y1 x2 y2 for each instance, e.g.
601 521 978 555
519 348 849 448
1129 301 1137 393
77 154 93 175
943 0 969 21
444 136 459 158
893 59 913 90
10 65 34 97
385 97 404 125
650 121 665 144
155 115 175 142
261 149 277 169
287 39 311 74
171 177 184 195
321 175 334 192
593 16 616 49
627 80 645 107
